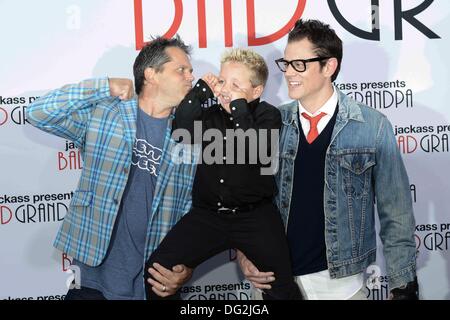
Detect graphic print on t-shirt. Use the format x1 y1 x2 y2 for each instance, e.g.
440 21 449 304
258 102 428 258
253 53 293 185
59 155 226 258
131 138 162 177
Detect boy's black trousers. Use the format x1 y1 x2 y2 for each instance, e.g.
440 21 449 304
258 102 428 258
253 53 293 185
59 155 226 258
144 201 302 300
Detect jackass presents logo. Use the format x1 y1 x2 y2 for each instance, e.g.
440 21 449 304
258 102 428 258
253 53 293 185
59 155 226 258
395 124 450 154
58 140 83 171
0 96 38 127
336 80 414 111
0 192 72 226
415 222 450 252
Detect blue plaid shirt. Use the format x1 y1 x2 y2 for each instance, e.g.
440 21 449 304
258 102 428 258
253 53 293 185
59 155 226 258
27 78 198 266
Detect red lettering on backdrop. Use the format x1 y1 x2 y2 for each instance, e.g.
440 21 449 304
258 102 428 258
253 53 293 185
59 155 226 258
414 234 421 250
134 0 184 50
62 253 72 272
397 135 418 154
0 206 13 225
223 0 233 47
197 0 206 48
247 0 306 46
134 0 307 49
0 107 8 126
58 151 83 170
197 0 233 48
58 152 67 170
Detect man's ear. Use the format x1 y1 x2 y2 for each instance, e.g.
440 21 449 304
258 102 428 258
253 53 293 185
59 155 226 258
144 67 156 85
252 85 264 99
324 58 338 79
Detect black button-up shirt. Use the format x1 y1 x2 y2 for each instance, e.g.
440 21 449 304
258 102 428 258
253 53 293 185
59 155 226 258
173 79 282 210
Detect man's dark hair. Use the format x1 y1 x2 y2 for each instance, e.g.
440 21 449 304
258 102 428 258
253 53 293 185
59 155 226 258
288 19 342 82
133 35 192 94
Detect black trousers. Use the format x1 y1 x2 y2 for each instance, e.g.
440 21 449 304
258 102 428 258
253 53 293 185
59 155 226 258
144 202 302 300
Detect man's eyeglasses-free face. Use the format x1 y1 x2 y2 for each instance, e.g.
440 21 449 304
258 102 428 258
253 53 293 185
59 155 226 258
275 57 331 73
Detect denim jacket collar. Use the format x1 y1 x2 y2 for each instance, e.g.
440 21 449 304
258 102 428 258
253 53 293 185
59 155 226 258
330 88 365 143
336 88 364 123
282 86 365 124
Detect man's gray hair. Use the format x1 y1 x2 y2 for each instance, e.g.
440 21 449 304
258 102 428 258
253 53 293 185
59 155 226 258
133 35 192 94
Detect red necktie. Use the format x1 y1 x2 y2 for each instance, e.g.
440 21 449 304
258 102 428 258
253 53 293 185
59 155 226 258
301 112 327 144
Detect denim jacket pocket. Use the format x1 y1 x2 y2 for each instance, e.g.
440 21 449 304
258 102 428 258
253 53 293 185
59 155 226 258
339 150 376 199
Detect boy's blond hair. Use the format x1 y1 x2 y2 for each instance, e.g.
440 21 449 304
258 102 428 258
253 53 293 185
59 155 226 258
221 48 268 87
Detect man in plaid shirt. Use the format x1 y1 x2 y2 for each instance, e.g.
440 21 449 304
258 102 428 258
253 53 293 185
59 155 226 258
27 36 198 300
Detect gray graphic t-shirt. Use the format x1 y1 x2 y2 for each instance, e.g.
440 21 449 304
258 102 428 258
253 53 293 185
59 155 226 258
74 107 168 300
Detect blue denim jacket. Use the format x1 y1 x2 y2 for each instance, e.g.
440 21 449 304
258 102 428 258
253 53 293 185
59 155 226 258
275 88 416 289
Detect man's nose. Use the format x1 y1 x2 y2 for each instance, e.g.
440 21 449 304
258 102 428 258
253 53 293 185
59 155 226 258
285 64 297 77
186 72 194 82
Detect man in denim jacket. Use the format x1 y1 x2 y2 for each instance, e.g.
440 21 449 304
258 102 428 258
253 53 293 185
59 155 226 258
238 19 418 300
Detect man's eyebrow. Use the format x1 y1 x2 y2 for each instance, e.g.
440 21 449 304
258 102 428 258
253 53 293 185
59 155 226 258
177 63 192 70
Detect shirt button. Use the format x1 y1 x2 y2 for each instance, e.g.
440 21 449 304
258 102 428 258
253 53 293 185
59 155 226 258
223 136 227 140
229 117 233 121
123 167 129 174
113 199 119 205
196 84 200 87
223 156 226 161
188 100 192 104
202 88 206 92
235 123 239 127
217 202 221 206
232 107 236 111
220 179 224 183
